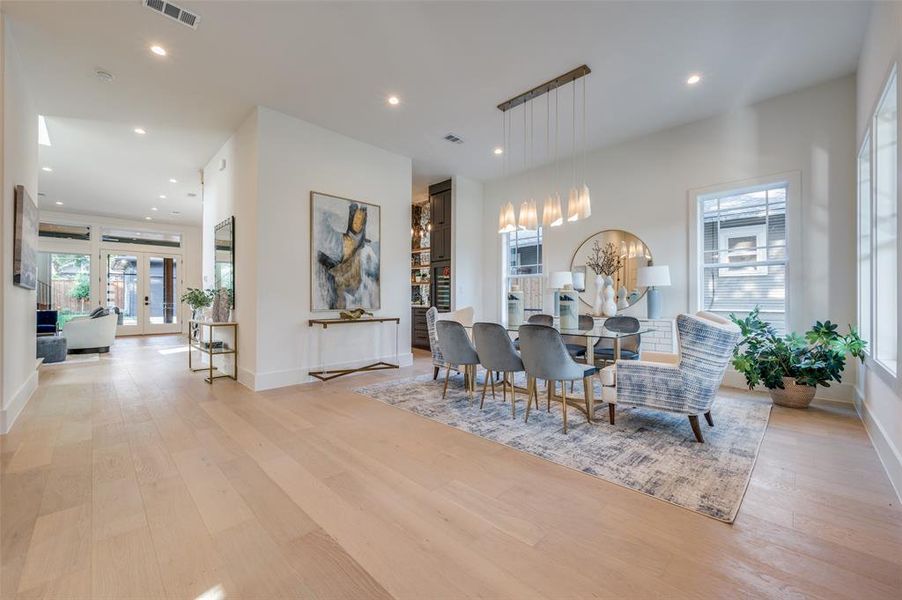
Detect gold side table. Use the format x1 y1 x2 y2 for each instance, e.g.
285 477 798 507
188 320 238 384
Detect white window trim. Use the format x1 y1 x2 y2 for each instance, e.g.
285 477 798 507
688 171 802 333
865 64 899 382
858 132 873 358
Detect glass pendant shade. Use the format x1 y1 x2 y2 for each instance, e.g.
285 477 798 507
542 193 563 227
567 187 580 222
498 201 517 234
519 199 538 230
578 183 592 220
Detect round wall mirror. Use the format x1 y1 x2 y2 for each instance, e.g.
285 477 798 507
569 229 653 310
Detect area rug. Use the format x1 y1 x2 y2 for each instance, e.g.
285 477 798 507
355 374 771 522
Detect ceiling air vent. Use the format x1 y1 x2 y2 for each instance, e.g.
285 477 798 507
443 133 464 144
144 0 201 30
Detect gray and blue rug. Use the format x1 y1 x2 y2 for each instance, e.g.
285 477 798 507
355 373 771 522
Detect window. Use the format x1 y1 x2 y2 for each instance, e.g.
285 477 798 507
873 69 897 374
858 135 872 350
506 227 544 311
697 183 788 333
101 228 181 248
39 222 91 241
36 252 92 327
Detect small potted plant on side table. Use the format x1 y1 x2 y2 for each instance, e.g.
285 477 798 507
730 308 866 408
181 288 213 340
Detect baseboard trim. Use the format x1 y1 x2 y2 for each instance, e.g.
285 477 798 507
1 369 39 434
854 387 902 503
721 371 855 403
253 352 415 391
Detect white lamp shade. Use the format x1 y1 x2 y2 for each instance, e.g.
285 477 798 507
549 271 573 289
637 265 671 287
571 271 585 291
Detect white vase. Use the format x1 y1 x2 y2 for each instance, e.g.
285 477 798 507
602 276 618 317
592 274 605 316
617 285 629 310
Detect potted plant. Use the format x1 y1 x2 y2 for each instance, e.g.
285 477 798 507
730 308 866 408
180 288 213 321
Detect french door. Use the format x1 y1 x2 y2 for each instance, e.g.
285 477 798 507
103 251 182 336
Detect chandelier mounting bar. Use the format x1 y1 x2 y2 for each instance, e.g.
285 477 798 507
497 65 591 112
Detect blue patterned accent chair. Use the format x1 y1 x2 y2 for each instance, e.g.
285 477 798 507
599 312 740 443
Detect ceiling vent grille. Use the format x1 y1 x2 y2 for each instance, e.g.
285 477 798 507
443 133 464 144
144 0 200 30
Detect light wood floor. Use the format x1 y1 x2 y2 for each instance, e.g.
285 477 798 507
2 335 901 599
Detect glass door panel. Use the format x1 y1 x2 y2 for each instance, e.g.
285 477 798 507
144 254 181 334
105 253 141 335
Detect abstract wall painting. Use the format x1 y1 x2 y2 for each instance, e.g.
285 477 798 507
310 191 380 311
13 185 38 290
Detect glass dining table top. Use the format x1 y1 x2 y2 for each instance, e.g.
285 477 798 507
464 322 654 340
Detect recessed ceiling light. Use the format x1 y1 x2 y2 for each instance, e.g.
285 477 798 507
134 127 146 135
55 201 64 206
169 178 177 183
159 194 166 199
493 147 503 155
387 95 400 106
42 166 53 172
150 45 167 57
686 73 702 85
145 216 152 221
151 207 158 211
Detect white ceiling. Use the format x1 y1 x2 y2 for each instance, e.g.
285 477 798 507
3 1 872 224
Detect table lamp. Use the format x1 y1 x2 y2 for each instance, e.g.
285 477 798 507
550 271 574 323
637 265 670 319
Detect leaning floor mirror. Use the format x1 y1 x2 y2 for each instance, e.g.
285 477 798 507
214 216 235 308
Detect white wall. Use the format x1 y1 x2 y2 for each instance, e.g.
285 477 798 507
203 106 412 391
202 109 259 380
451 175 484 313
36 210 202 329
1 17 39 433
855 1 902 500
483 75 857 391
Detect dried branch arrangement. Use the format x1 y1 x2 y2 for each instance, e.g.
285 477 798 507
585 240 623 277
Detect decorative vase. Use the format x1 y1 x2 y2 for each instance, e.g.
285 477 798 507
769 378 816 409
602 276 618 317
507 285 525 327
592 274 605 316
617 285 629 310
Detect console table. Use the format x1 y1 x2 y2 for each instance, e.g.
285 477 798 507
188 320 238 384
307 317 400 381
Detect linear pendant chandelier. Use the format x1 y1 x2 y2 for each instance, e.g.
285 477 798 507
497 65 591 234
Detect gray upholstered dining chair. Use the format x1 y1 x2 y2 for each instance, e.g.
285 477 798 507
527 313 553 326
514 313 553 350
518 324 598 433
473 322 528 417
435 320 481 402
426 306 476 379
578 316 642 367
564 314 596 359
